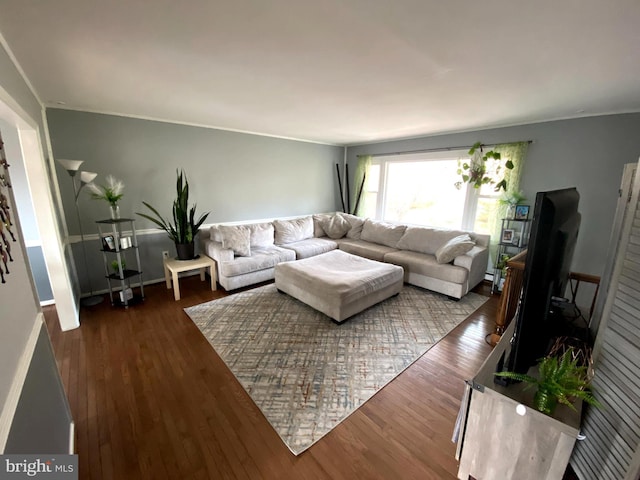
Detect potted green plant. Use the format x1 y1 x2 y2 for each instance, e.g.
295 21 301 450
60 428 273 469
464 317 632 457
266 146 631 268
137 170 210 260
495 348 601 415
89 175 125 219
111 259 126 274
498 190 526 219
456 142 514 191
496 253 511 276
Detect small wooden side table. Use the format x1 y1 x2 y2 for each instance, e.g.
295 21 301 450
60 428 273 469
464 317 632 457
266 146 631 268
163 255 217 301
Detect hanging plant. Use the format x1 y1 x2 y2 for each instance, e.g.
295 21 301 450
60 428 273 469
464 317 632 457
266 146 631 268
455 142 514 191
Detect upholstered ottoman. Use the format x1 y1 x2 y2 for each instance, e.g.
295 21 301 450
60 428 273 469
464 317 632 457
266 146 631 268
274 249 404 323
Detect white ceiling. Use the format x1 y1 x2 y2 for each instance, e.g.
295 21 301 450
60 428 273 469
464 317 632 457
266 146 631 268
1 0 639 145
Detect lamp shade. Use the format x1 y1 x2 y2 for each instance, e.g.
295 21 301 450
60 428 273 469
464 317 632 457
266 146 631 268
80 171 98 184
57 159 84 172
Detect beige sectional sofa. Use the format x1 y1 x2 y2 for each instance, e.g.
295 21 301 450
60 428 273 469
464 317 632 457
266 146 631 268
200 213 490 298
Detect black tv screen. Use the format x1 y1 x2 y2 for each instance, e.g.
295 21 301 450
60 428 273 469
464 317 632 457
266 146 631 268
502 187 581 375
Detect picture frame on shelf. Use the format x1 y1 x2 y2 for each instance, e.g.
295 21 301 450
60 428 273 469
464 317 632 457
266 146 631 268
512 231 522 247
501 229 514 244
102 235 116 251
514 205 530 220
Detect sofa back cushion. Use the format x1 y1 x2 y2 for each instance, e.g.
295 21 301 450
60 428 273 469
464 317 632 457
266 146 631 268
218 225 251 257
247 222 274 248
210 225 223 243
360 219 407 248
312 213 333 237
339 212 365 239
397 226 475 256
274 216 314 245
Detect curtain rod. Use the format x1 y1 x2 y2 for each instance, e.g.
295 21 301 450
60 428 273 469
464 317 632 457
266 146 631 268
357 140 533 158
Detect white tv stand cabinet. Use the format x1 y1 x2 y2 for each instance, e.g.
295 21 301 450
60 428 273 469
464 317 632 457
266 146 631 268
456 320 582 480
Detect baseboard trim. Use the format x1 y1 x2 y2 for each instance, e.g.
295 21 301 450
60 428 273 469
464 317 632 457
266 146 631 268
0 314 43 452
79 273 205 298
68 421 75 454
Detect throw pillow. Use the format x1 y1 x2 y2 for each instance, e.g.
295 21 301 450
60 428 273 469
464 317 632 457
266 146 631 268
312 213 333 237
321 214 351 239
274 216 313 245
219 225 251 257
339 212 365 239
435 234 475 264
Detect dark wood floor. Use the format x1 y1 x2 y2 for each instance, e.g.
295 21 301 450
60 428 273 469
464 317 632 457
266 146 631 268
43 277 498 480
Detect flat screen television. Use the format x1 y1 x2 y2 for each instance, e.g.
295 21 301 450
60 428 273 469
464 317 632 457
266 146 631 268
499 187 581 377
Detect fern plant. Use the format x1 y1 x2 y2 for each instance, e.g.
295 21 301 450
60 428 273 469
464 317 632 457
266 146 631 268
495 347 601 415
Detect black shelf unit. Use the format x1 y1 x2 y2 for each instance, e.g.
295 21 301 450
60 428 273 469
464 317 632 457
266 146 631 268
96 218 144 307
492 217 531 294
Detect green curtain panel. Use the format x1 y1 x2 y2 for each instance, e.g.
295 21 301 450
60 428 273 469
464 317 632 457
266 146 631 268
488 141 529 257
352 155 372 216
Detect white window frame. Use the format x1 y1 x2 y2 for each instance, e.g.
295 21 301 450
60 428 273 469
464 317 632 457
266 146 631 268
368 149 482 230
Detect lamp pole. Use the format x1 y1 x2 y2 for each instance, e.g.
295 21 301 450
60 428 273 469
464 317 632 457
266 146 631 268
59 160 103 307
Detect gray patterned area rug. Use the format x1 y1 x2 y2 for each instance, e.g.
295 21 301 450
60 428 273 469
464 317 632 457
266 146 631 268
184 283 487 455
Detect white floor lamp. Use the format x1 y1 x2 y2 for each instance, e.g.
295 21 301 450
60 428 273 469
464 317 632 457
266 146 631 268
58 159 104 306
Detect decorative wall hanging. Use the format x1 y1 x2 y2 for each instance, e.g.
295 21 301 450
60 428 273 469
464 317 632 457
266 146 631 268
0 132 16 284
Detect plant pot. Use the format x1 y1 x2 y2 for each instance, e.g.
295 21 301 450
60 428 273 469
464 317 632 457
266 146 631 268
534 387 558 415
175 242 195 260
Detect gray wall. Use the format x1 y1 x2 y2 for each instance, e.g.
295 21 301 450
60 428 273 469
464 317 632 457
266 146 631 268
5 324 73 454
346 113 640 282
47 109 344 291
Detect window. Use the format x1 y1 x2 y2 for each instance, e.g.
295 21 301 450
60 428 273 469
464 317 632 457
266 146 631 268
474 179 502 238
361 150 498 235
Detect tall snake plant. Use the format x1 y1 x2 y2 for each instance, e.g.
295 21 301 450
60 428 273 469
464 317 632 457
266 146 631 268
137 170 210 244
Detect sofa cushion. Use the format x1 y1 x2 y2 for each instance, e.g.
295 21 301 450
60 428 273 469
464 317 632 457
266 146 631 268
338 239 398 262
247 222 274 248
339 213 365 239
210 225 223 243
219 246 295 277
219 225 251 257
322 214 351 239
435 234 475 264
274 216 314 245
360 219 407 248
384 250 469 285
279 238 338 259
312 213 333 237
397 226 470 256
